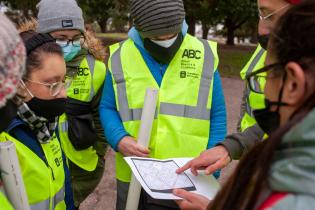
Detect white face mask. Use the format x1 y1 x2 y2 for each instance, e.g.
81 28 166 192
150 35 178 48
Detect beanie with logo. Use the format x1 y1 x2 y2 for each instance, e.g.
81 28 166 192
37 0 85 33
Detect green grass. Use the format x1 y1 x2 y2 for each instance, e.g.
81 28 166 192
97 33 128 47
96 33 128 40
218 44 255 78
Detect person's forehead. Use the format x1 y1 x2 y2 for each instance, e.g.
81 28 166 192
29 55 65 81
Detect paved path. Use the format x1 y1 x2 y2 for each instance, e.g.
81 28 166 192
80 77 244 210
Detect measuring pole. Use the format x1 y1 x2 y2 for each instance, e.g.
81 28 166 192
0 141 30 210
125 88 159 210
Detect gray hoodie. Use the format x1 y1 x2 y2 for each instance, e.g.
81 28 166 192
267 108 315 209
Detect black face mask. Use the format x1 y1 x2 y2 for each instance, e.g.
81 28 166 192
0 99 17 132
253 99 288 135
257 35 270 50
26 97 66 120
143 33 184 64
253 73 288 134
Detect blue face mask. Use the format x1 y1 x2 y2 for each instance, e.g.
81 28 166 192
61 44 81 62
56 40 82 62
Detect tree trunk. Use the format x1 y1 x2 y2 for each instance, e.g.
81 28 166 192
202 22 210 39
225 18 235 45
186 17 196 36
226 27 235 45
99 18 108 33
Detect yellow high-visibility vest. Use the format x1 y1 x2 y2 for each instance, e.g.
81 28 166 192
67 54 105 102
60 54 106 171
0 132 66 210
239 45 267 131
0 192 14 210
109 34 219 182
58 113 98 171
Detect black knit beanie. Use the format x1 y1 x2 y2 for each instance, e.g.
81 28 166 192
130 0 186 38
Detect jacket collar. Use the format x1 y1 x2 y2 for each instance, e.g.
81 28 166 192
269 107 315 196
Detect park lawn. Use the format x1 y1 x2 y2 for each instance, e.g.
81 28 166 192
218 44 255 78
96 33 128 40
97 33 256 78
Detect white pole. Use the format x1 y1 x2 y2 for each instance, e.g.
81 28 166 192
125 88 159 210
0 141 30 210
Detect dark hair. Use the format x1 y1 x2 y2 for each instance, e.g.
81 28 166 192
19 30 63 78
209 2 315 210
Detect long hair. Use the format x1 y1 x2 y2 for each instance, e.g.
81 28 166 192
209 2 315 210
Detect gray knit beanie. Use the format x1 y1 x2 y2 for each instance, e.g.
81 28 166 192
37 0 85 33
130 0 186 38
0 13 26 107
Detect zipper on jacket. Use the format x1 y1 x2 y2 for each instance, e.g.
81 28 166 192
40 150 55 181
48 164 55 181
43 158 55 181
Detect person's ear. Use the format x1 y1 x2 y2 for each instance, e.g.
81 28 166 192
282 62 306 106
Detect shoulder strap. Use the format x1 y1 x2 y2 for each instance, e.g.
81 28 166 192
8 126 48 164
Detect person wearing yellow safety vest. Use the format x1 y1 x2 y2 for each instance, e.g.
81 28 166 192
36 0 108 207
175 2 315 209
0 13 26 210
219 0 299 162
100 0 227 209
174 0 303 209
238 44 266 132
175 0 302 177
1 30 75 210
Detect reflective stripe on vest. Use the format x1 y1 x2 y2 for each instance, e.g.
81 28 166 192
238 45 267 132
30 198 49 210
86 54 95 101
58 114 98 172
246 48 266 77
52 186 65 210
244 47 266 116
111 43 142 122
111 38 214 121
30 185 65 210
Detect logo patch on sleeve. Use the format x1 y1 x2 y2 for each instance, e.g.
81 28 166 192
62 20 73 28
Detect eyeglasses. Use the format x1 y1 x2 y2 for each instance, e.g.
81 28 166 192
54 35 85 47
258 4 289 21
23 77 72 97
246 63 283 94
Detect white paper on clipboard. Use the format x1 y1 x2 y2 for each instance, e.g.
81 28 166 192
124 157 220 200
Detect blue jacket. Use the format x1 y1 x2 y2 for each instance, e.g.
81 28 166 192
6 118 75 210
100 24 226 157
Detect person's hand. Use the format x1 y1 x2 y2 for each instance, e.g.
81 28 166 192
173 189 210 210
176 146 231 176
117 136 150 157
